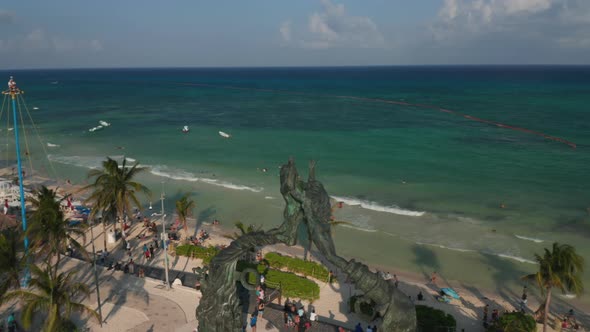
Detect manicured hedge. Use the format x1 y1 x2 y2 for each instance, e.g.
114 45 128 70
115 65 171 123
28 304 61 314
264 252 331 282
416 305 456 332
175 245 220 265
239 260 320 301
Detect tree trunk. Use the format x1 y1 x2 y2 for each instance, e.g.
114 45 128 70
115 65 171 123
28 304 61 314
102 218 107 252
543 287 552 332
54 252 61 279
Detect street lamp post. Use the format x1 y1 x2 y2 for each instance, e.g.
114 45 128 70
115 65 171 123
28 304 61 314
89 219 103 327
160 184 170 289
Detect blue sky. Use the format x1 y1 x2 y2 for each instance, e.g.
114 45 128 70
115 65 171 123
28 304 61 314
1 0 589 68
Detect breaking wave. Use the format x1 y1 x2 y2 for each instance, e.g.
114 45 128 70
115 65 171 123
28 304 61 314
331 195 424 217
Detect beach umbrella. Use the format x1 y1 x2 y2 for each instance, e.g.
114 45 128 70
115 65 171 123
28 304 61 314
441 287 460 299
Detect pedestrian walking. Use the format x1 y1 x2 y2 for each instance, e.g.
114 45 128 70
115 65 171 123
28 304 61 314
250 313 258 332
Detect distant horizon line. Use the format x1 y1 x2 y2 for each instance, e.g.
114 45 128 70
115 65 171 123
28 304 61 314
2 64 590 71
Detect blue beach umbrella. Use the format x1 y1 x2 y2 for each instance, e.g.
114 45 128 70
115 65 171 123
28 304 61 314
441 288 460 299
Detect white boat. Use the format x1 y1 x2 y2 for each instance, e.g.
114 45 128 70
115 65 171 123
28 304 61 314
219 131 231 138
99 120 111 127
47 142 60 148
182 125 190 133
89 125 104 132
33 107 39 110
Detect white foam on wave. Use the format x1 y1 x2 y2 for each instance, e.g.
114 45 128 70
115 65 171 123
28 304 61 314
264 196 275 200
493 253 537 265
48 154 103 169
514 235 544 243
150 165 263 193
415 241 538 265
125 157 136 163
331 195 424 217
559 294 576 299
415 241 475 253
47 142 60 148
339 223 377 233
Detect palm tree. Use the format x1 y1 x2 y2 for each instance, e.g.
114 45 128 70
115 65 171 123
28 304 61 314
175 193 196 234
4 264 99 331
84 157 150 244
223 221 261 240
0 229 26 300
522 242 584 332
28 186 87 278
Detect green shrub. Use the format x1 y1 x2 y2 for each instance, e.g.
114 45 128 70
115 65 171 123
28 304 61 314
416 305 456 332
487 312 536 332
238 260 320 301
175 245 220 265
264 252 331 281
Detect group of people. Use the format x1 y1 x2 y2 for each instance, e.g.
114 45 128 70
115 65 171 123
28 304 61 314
354 322 378 332
247 274 269 331
282 300 316 331
560 309 580 331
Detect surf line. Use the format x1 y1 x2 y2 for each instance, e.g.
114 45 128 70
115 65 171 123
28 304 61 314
172 81 577 149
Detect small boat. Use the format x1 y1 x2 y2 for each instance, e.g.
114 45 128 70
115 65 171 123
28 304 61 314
89 125 104 132
182 126 190 133
99 120 111 127
32 107 39 110
219 131 231 138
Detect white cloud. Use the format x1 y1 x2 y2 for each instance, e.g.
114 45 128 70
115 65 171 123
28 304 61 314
280 20 292 42
3 28 104 54
280 0 385 49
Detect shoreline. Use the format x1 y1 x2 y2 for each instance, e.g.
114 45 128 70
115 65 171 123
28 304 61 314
3 165 589 330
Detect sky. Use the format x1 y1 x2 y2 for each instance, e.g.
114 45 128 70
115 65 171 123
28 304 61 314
0 0 589 69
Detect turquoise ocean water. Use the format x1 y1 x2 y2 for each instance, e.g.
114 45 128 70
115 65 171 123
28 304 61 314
2 66 589 300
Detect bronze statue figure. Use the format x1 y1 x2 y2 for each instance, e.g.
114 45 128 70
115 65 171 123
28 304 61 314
195 158 416 332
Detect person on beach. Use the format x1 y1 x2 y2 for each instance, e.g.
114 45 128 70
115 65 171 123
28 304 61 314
483 304 489 322
430 271 438 285
366 325 373 332
149 244 155 257
417 291 424 301
154 236 159 249
128 259 135 274
372 325 377 332
394 274 399 288
3 199 8 215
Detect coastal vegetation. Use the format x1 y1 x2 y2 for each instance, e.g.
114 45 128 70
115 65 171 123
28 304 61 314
223 221 261 240
0 229 25 299
415 305 457 332
0 185 100 331
264 252 332 282
28 186 87 278
175 193 195 233
523 242 584 332
175 245 321 300
245 262 320 301
487 312 536 332
175 244 220 265
84 157 150 250
3 265 99 331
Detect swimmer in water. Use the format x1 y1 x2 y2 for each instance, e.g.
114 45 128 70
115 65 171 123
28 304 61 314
116 146 125 150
